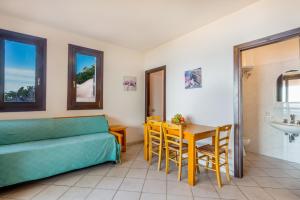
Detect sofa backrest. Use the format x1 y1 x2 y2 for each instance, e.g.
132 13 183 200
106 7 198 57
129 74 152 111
0 115 109 145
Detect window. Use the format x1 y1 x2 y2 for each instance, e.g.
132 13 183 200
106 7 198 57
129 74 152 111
0 29 46 112
67 44 103 110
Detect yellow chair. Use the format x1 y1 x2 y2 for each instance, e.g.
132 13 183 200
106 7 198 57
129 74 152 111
196 124 232 188
146 116 161 121
147 120 164 171
162 122 188 181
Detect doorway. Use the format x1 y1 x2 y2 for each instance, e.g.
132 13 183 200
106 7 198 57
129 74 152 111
145 66 166 121
234 27 300 178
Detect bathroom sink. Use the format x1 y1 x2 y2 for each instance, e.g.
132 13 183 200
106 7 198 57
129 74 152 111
270 121 300 134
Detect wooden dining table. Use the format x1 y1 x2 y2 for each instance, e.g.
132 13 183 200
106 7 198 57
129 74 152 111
144 122 216 186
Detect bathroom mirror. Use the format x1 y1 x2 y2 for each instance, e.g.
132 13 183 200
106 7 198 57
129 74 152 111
277 70 300 102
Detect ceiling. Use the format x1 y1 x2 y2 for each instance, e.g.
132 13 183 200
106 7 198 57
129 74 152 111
0 0 258 51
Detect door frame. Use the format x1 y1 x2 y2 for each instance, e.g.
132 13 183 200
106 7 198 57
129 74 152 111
234 27 300 178
145 65 166 121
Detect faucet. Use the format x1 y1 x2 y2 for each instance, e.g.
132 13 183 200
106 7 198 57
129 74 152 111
290 114 296 124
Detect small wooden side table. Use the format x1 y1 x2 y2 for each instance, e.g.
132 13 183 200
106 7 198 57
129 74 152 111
109 125 127 152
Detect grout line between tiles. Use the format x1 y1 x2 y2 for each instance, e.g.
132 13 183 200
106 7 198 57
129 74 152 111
110 163 130 200
138 162 150 200
28 184 50 200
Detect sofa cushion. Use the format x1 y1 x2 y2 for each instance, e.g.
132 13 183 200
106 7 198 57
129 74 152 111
0 132 119 187
0 115 109 145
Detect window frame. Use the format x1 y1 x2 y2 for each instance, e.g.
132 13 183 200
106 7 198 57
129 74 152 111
0 29 47 112
67 44 103 110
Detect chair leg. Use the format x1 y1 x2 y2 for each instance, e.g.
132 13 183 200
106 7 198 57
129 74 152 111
195 152 200 174
177 152 182 181
225 153 231 182
175 151 179 166
165 148 169 174
157 142 163 171
148 140 152 166
206 156 210 169
215 157 222 188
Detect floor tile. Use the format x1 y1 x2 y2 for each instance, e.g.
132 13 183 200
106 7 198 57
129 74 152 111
166 168 188 181
96 177 123 190
148 160 167 171
86 189 116 200
119 177 144 192
269 161 296 170
208 173 233 186
58 187 91 200
135 152 146 161
131 160 149 169
244 167 269 177
75 175 103 188
264 168 291 178
54 173 83 186
291 189 300 198
167 194 194 200
107 167 129 178
275 177 300 189
88 165 112 176
244 154 259 161
264 188 300 200
142 179 166 194
192 183 219 198
32 185 69 200
116 160 133 168
126 168 148 179
250 160 273 168
231 176 258 187
215 185 247 200
3 183 48 200
251 176 282 188
285 169 300 179
122 154 137 162
146 170 167 180
140 192 166 200
167 181 192 196
239 186 273 200
113 191 140 200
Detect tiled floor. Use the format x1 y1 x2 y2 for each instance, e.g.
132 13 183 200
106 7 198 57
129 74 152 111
1 144 300 200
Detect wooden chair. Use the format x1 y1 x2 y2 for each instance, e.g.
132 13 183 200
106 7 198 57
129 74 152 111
196 124 232 188
147 116 161 122
162 122 188 181
147 120 164 171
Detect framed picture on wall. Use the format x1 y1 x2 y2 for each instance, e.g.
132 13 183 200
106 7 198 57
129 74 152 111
185 67 202 89
123 76 137 91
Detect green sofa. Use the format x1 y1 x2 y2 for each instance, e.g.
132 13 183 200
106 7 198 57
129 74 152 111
0 115 120 187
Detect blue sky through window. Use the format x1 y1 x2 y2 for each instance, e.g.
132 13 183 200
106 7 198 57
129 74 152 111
4 40 36 92
76 53 96 73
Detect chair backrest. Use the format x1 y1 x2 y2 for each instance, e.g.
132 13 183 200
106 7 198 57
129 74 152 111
147 120 163 141
147 116 161 122
162 122 183 149
214 124 232 154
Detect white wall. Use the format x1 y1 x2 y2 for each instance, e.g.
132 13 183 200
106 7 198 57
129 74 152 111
242 38 300 163
144 0 300 168
0 14 145 143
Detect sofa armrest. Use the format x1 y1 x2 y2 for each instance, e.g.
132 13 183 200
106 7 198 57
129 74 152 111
110 131 123 145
